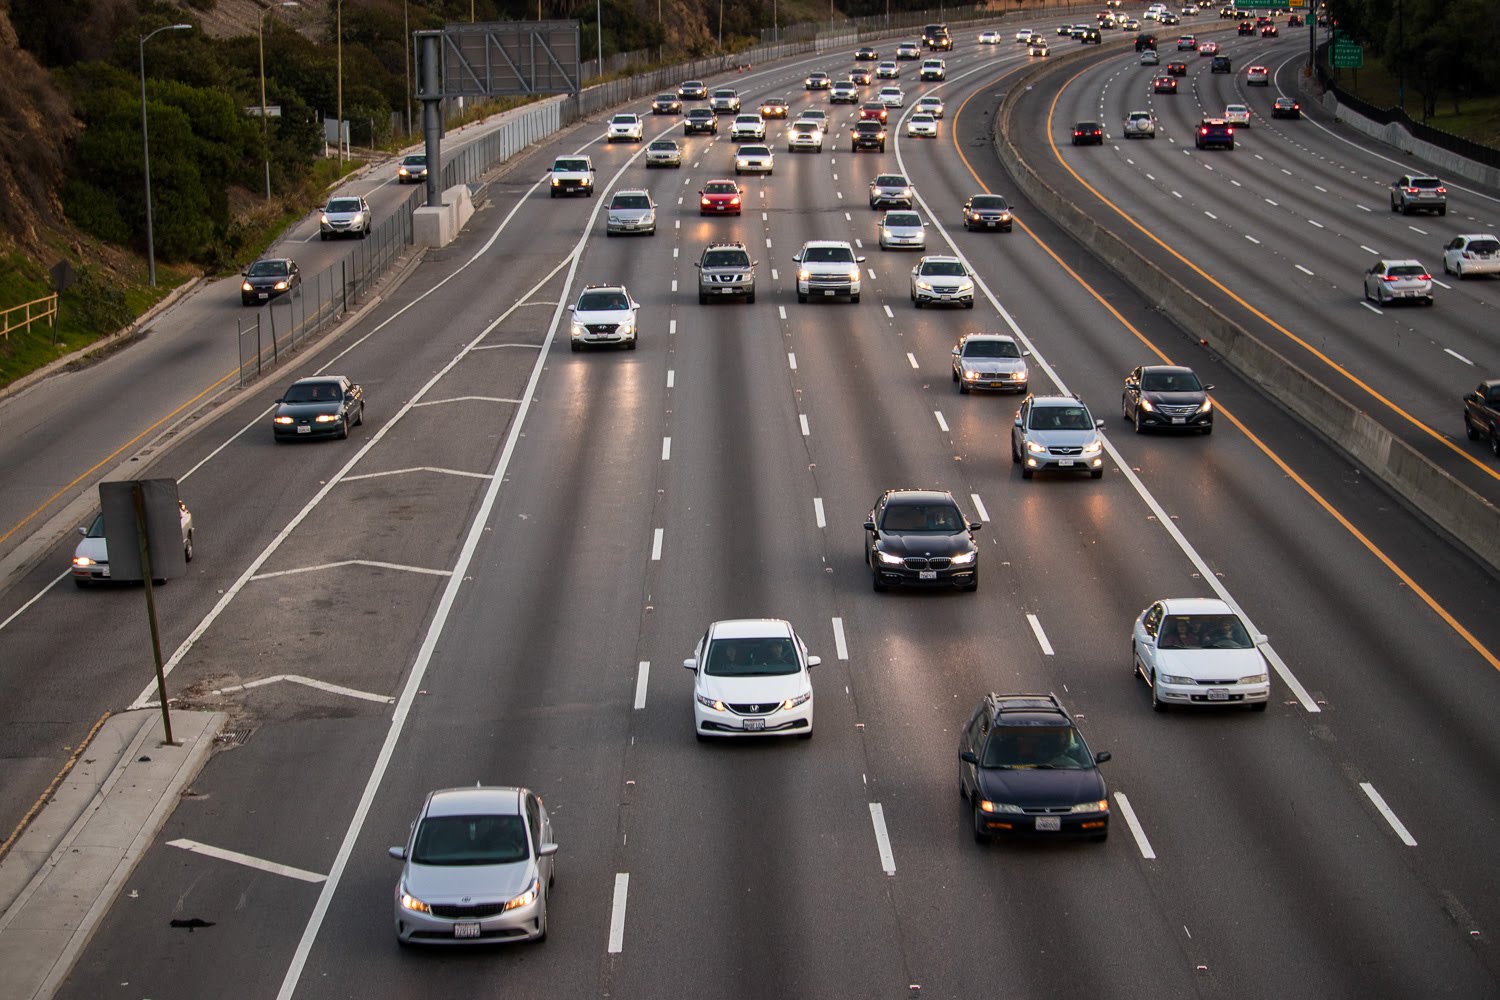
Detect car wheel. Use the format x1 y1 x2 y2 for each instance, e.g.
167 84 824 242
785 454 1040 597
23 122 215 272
339 417 349 440
606 230 615 237
570 342 581 352
964 299 974 309
972 805 991 844
797 292 807 303
1133 408 1143 433
959 380 970 394
1090 467 1104 479
1491 431 1500 458
1010 438 1021 464
627 338 637 350
695 730 709 742
1439 206 1447 216
1150 672 1167 712
1251 700 1268 712
355 404 363 427
184 531 194 563
1444 258 1453 275
1465 416 1480 441
797 728 813 740
319 233 328 241
1201 423 1213 435
699 293 708 304
535 899 547 942
872 573 887 592
851 293 860 303
746 291 755 304
914 298 923 309
952 367 959 383
962 575 978 593
1021 466 1033 480
1091 831 1109 843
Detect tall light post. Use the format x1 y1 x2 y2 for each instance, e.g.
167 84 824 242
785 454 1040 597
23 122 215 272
404 0 412 134
718 0 723 49
596 0 603 73
139 22 191 289
336 0 344 166
259 2 299 199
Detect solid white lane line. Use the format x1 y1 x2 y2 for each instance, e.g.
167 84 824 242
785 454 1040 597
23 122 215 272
1245 235 1261 244
934 411 949 432
814 497 826 528
1026 614 1054 656
651 528 664 560
831 617 848 660
667 369 675 388
633 661 650 709
167 840 326 883
1295 265 1314 276
1445 348 1474 366
1360 783 1417 846
800 414 811 436
1308 219 1325 228
778 305 787 320
661 437 671 461
1113 793 1157 859
253 560 450 580
869 803 897 875
608 873 630 953
669 319 677 335
884 304 894 318
1360 244 1380 254
907 352 919 369
788 352 797 370
969 493 989 522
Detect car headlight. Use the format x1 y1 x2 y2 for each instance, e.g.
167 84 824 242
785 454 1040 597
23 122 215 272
898 188 911 197
695 694 727 711
273 415 294 425
1026 440 1048 454
915 280 934 291
1160 674 1195 685
503 878 539 912
781 691 812 710
1082 439 1103 456
319 213 329 224
571 323 585 338
1070 799 1109 813
950 550 977 566
957 280 973 292
964 370 980 380
1138 397 1156 412
398 167 409 176
979 800 1024 814
399 889 431 914
1239 673 1268 684
314 414 339 423
847 268 860 281
274 280 288 291
551 176 561 186
701 197 711 206
73 555 94 567
580 177 592 186
619 323 634 336
1011 370 1027 381
1200 398 1213 413
875 549 905 566
241 281 253 292
798 269 812 281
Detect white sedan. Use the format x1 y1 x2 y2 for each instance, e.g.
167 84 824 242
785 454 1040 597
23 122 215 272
734 144 775 175
686 619 819 739
1442 234 1500 278
906 112 938 138
1132 598 1271 711
877 86 905 108
1224 103 1251 127
979 30 1002 44
1012 28 1033 41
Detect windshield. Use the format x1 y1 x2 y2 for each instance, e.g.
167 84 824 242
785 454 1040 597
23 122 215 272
964 338 1018 357
705 637 799 677
402 155 425 166
649 141 676 151
656 94 674 102
86 513 105 538
1141 371 1202 392
1029 405 1093 430
611 115 635 124
1159 614 1253 650
688 110 713 118
577 291 629 311
246 260 288 277
802 246 854 263
885 213 921 227
880 502 963 532
1388 265 1427 277
714 90 735 97
982 725 1093 769
283 381 341 403
739 146 770 156
554 159 589 171
704 250 749 267
971 196 1007 210
736 116 760 124
874 175 907 187
1468 240 1500 254
412 814 528 866
612 195 650 210
326 198 361 213
705 182 738 194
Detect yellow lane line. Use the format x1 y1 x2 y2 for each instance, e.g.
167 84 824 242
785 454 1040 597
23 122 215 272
0 711 112 863
948 63 1500 673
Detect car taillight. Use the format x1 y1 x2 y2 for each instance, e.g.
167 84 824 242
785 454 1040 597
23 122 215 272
1200 127 1208 135
1405 187 1419 194
1436 187 1447 194
1381 275 1402 282
1418 273 1431 281
1226 127 1234 134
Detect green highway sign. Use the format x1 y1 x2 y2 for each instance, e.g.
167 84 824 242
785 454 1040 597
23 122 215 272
1332 42 1364 68
1234 0 1281 8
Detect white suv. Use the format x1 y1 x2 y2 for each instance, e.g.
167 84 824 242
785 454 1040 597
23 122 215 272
1123 110 1157 138
792 240 865 303
685 619 819 740
730 114 766 141
920 58 946 80
607 113 643 142
569 284 639 351
1010 394 1106 479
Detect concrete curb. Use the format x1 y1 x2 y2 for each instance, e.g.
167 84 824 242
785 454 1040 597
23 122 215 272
0 709 225 1000
992 45 1500 575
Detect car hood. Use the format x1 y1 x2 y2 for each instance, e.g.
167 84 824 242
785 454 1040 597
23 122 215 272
883 224 924 237
977 767 1105 808
609 207 654 220
276 400 343 418
876 532 973 557
1142 389 1205 406
244 273 290 287
573 308 634 326
1155 647 1266 681
324 210 363 221
969 205 1009 216
1028 429 1099 448
698 672 808 704
402 859 535 904
961 356 1022 373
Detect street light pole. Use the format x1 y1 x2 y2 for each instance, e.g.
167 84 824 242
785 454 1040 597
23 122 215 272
718 0 723 49
404 0 412 134
259 2 299 200
336 0 344 166
139 23 191 289
596 0 603 73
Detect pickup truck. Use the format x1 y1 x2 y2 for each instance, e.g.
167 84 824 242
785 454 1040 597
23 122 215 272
1463 379 1500 456
549 155 594 197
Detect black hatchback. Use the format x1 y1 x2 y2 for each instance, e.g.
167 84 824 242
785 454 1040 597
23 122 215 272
1122 364 1214 433
959 693 1111 843
864 489 980 592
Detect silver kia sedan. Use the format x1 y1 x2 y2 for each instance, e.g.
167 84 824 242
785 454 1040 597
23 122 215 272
606 190 657 236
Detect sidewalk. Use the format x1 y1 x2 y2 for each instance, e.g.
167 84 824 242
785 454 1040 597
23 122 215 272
0 709 224 1000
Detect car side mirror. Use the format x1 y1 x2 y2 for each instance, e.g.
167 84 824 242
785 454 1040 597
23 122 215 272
863 519 876 531
538 843 559 857
1203 384 1215 391
274 397 284 404
856 256 866 263
1094 750 1112 764
807 655 821 668
1253 633 1269 645
1022 350 1031 357
78 525 88 536
693 262 701 268
951 348 961 356
683 658 698 670
792 254 802 262
753 261 760 267
388 846 407 860
959 750 978 765
1095 419 1105 429
969 522 982 532
1015 415 1023 426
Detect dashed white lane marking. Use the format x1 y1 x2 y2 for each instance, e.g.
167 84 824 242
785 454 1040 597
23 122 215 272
1204 211 1217 219
1308 219 1325 228
837 191 843 199
832 616 848 660
167 839 326 883
1432 278 1452 290
1408 225 1428 235
1356 203 1370 212
675 219 681 228
762 211 768 221
867 267 877 280
845 211 852 221
969 493 989 522
1230 178 1242 187
1445 348 1474 366
1171 190 1183 199
1245 235 1261 244
800 414 811 435
634 661 650 709
669 319 677 335
672 247 678 258
1145 172 1156 181
671 279 677 292
771 268 779 280
884 304 894 318
855 238 864 248
1280 168 1292 176
766 237 773 248
1114 793 1157 859
1360 244 1380 255
934 410 949 432
1361 301 1383 315
666 369 675 388
1295 265 1314 276
1026 613 1054 655
778 305 787 320
1360 783 1418 846
869 804 897 876
788 352 797 370
677 196 683 205
661 437 671 461
1264 198 1278 206
1316 185 1328 193
608 873 630 953
907 352 919 369
651 528 664 561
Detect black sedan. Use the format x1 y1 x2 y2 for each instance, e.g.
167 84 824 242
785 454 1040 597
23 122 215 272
1071 121 1105 145
855 46 879 60
1272 97 1302 119
962 193 1013 231
241 258 300 306
651 93 682 114
272 375 365 441
864 489 980 591
1121 364 1213 433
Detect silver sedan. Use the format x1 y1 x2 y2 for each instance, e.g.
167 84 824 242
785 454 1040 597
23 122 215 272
879 210 926 250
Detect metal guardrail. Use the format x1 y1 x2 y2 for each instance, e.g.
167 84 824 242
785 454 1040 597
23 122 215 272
1 294 58 341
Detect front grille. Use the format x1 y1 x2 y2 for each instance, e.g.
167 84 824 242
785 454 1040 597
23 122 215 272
728 702 781 715
902 557 952 570
1156 404 1199 416
1191 679 1237 686
585 324 619 334
1020 805 1071 815
807 275 852 287
430 902 507 919
707 273 747 284
1049 445 1083 456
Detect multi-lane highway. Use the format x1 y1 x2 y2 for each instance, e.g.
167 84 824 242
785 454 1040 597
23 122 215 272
2 10 1499 999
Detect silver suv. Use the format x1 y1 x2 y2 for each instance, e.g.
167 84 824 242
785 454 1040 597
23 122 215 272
1390 174 1447 216
1010 394 1106 479
710 88 741 114
695 243 757 304
792 240 865 303
1123 110 1157 138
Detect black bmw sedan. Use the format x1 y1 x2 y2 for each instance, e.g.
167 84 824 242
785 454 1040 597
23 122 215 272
863 489 980 592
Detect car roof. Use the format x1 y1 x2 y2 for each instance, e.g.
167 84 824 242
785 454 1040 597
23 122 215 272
1030 394 1087 408
802 239 854 249
883 488 958 506
579 283 628 295
962 332 1015 343
1158 597 1234 615
1141 364 1195 375
291 375 345 385
1377 258 1423 267
709 618 794 639
426 786 522 817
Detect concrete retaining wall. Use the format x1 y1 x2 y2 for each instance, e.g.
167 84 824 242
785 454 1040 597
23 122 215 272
1310 91 1500 190
995 47 1500 574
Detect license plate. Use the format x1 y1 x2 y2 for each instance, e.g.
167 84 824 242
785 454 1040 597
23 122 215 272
258 292 269 299
824 290 836 296
100 567 110 578
454 922 481 938
1207 689 1230 701
743 718 765 731
1035 816 1061 831
986 221 997 227
988 382 1003 388
1058 458 1074 467
719 288 735 293
919 570 937 580
297 425 310 434
1171 417 1185 424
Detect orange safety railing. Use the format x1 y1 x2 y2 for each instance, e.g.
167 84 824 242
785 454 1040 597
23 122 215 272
0 294 58 340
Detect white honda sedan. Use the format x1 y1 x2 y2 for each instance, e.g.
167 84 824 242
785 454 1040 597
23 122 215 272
685 619 819 739
1132 598 1271 712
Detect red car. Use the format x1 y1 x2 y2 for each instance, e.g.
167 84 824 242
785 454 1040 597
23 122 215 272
1153 76 1178 93
699 179 743 215
860 102 889 123
1166 61 1187 76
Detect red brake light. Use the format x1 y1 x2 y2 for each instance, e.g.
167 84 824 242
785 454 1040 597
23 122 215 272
1418 273 1431 281
1436 187 1447 194
1200 127 1208 135
1226 127 1235 134
1405 187 1418 194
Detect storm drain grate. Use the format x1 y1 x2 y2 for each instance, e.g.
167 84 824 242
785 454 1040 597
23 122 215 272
213 726 256 747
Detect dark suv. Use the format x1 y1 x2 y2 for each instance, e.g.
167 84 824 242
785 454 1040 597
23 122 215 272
851 120 888 152
1195 117 1235 149
694 242 757 303
959 693 1111 843
863 489 980 592
1210 54 1232 73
